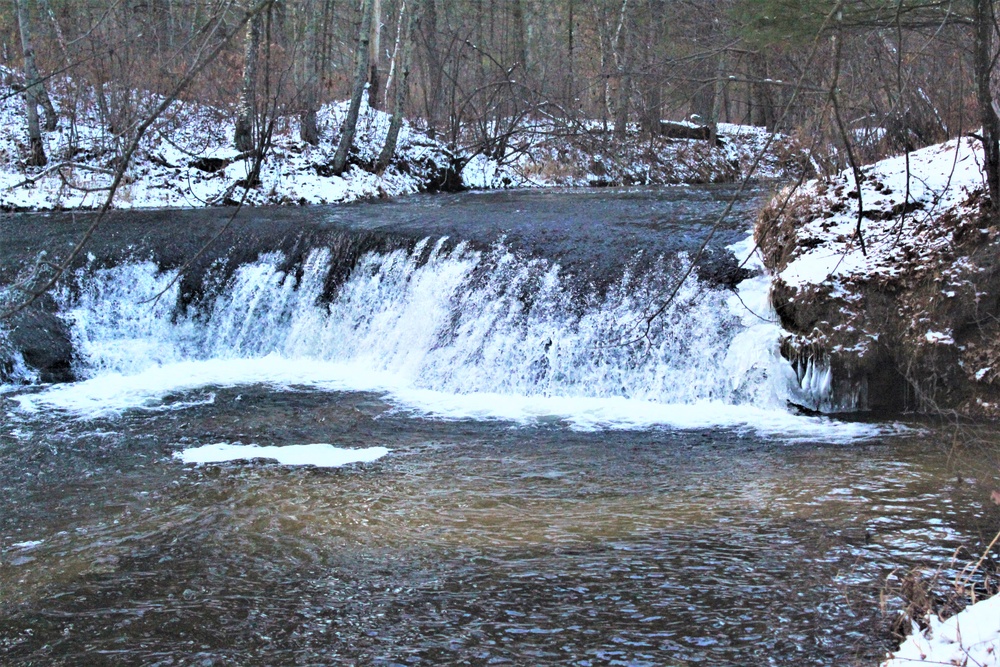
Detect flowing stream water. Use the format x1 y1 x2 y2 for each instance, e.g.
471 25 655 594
1 186 998 666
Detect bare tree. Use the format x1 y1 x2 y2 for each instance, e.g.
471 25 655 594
377 0 414 171
974 0 1000 216
331 0 376 175
235 10 263 152
297 0 321 145
15 0 50 166
3 0 279 320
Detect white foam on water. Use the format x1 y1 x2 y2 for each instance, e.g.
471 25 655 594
10 540 43 550
8 235 899 441
388 386 898 443
16 355 891 442
11 357 391 417
174 443 389 467
0 324 38 389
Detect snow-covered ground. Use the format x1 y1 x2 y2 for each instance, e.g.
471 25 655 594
463 120 804 189
757 134 998 399
882 593 1000 666
0 71 804 211
0 75 455 210
770 135 987 290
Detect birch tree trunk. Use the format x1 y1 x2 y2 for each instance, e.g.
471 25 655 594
331 0 376 175
377 0 413 172
235 11 262 152
15 0 47 166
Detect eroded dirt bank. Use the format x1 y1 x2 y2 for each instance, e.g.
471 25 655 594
757 137 1000 417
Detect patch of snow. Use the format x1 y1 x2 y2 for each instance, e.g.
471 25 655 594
174 442 389 467
976 367 992 381
924 330 954 345
461 120 804 189
882 594 1000 667
776 136 985 288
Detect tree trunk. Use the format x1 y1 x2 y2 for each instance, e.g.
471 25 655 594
512 0 528 70
613 72 630 139
566 0 575 111
15 0 47 166
419 0 443 139
369 64 382 110
369 0 382 109
38 84 57 132
331 0 376 176
611 0 630 140
299 93 319 147
377 0 413 172
749 52 774 129
36 0 63 132
709 51 726 146
235 11 262 152
18 0 56 132
975 0 1000 218
638 0 661 137
298 0 320 145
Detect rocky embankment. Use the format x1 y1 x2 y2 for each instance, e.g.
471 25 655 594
757 136 1000 417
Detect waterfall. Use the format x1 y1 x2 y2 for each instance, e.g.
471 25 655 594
6 235 881 437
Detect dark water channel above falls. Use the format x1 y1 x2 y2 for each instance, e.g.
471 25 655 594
1 186 999 666
0 186 759 297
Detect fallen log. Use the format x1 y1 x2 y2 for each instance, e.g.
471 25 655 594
189 149 257 173
659 121 725 146
659 121 711 141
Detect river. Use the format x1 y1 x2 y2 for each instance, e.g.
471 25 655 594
1 186 998 666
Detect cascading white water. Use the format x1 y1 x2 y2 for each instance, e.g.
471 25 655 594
11 235 880 438
0 333 36 388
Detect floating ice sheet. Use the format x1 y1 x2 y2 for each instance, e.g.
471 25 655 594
175 443 389 468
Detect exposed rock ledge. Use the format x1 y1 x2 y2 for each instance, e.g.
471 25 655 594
756 136 1000 417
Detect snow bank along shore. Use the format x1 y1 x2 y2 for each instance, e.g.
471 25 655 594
882 593 1000 667
0 72 806 211
0 80 457 210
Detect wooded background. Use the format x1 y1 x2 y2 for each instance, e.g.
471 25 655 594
0 0 992 172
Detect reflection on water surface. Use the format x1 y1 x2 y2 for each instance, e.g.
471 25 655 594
2 386 997 666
